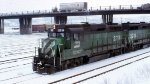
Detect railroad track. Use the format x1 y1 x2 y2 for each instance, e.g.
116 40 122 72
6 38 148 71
6 51 34 55
0 44 35 51
0 68 44 84
13 75 44 84
0 50 34 58
0 49 149 84
0 62 31 73
73 54 150 84
49 50 150 84
0 47 33 51
0 60 44 84
0 43 36 48
0 56 33 65
0 72 37 82
0 47 34 52
0 61 43 83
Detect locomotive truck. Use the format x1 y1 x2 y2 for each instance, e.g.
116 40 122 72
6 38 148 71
33 22 150 73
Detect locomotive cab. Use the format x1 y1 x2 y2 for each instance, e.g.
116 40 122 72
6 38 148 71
33 24 89 73
33 25 69 73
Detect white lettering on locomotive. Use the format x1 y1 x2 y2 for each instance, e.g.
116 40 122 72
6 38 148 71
74 41 80 48
113 35 121 41
129 33 136 39
73 49 82 55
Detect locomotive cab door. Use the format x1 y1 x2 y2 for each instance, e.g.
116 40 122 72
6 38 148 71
65 32 71 49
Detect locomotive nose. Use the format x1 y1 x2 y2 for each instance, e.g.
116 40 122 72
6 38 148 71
32 57 39 71
33 61 56 73
33 55 57 74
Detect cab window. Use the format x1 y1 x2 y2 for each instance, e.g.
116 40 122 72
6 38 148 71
73 33 80 40
48 28 64 38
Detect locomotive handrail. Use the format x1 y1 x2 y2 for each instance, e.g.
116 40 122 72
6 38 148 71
35 47 38 57
58 45 62 66
0 4 146 17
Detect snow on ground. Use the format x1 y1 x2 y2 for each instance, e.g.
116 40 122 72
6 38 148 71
0 29 47 58
137 79 150 84
0 29 47 84
1 29 150 84
81 54 150 84
18 47 150 84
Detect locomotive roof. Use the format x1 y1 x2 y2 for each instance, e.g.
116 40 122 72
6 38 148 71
52 23 150 32
54 24 107 29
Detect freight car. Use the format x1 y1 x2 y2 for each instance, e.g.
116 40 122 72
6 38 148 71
33 22 150 73
59 2 87 12
32 25 46 33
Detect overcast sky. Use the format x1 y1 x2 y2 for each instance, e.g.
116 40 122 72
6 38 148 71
0 0 149 13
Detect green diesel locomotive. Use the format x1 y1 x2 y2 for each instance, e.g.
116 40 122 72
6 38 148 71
33 22 150 73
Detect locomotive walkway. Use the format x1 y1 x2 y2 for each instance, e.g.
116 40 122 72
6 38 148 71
0 5 150 34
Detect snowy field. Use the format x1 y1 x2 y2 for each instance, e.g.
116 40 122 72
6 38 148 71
0 29 150 84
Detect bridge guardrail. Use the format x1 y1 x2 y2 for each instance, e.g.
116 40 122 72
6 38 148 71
0 5 144 17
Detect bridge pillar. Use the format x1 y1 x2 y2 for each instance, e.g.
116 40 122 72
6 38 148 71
102 14 113 24
102 15 106 24
0 19 4 34
19 17 32 34
54 16 67 24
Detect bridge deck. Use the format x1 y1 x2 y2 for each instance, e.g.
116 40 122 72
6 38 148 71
0 9 150 19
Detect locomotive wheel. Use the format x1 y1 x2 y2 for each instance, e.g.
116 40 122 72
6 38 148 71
79 57 83 65
45 64 55 74
70 59 74 68
60 61 65 70
74 58 80 66
61 59 76 70
83 56 89 64
37 65 44 74
68 59 73 68
72 58 77 67
110 50 115 57
61 57 87 70
63 60 70 69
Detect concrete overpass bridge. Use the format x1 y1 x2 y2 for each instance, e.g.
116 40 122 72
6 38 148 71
0 5 150 34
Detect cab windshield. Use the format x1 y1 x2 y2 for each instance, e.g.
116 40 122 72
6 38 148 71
48 28 64 38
